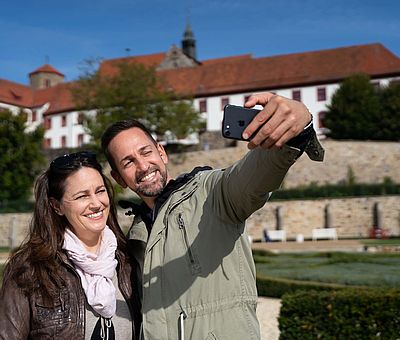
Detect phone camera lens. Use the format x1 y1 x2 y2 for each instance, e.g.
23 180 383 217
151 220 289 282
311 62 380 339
224 130 231 137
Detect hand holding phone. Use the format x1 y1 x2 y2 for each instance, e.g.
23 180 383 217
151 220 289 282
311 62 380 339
222 104 261 141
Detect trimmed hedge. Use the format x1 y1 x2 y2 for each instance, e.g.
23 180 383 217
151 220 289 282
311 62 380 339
270 181 400 201
279 289 400 339
0 199 34 213
256 274 365 299
2 180 398 212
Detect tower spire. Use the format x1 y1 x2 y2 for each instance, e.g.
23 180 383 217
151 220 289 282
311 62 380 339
181 21 197 60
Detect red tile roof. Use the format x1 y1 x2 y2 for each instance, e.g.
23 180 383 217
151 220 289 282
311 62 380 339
157 43 400 96
29 64 65 77
1 43 399 115
201 54 252 65
99 52 166 76
0 79 34 107
33 83 76 113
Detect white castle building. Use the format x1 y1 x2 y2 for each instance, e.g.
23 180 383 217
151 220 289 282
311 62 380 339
1 26 400 149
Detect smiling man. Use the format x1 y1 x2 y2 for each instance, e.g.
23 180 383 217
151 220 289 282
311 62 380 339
106 126 171 208
101 92 324 340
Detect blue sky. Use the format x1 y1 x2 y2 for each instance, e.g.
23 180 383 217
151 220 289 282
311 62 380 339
1 0 399 85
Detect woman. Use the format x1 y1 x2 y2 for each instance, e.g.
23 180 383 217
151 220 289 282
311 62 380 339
0 151 141 339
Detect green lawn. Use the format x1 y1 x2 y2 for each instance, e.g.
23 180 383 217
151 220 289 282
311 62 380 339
255 251 400 287
2 251 400 289
361 239 400 246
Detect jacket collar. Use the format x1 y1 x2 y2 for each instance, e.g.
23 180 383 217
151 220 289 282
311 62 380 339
119 166 212 232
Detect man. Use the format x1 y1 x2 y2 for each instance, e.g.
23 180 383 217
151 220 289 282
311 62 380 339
101 92 324 339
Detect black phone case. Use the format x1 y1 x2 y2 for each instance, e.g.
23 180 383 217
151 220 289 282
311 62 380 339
222 104 261 141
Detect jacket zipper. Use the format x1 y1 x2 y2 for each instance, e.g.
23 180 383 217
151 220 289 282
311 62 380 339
177 213 196 265
146 181 198 253
163 176 199 223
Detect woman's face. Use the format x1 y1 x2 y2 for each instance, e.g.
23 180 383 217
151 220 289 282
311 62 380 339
56 167 110 241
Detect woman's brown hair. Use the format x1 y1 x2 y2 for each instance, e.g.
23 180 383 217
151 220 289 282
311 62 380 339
3 152 126 301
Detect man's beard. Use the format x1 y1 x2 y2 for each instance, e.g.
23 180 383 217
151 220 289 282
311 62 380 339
135 167 168 197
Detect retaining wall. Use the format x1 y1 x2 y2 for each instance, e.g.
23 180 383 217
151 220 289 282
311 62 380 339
1 196 398 248
1 140 399 248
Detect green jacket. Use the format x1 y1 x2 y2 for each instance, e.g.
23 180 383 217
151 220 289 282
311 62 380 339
128 146 300 340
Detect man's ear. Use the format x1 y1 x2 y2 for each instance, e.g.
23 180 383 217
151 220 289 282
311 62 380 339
49 198 63 215
157 143 168 164
111 170 128 188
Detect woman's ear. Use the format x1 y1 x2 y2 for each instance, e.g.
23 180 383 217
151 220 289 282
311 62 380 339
49 198 63 215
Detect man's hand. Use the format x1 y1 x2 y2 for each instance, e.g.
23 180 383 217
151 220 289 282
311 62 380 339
243 92 312 149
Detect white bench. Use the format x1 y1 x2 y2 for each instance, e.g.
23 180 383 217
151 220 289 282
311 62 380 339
267 230 286 242
312 228 338 241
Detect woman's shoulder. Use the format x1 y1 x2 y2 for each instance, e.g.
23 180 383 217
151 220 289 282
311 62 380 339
1 253 33 295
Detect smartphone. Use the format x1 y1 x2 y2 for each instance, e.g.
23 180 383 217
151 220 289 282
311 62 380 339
222 104 261 141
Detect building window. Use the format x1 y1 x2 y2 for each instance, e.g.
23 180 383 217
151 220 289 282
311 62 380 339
199 99 207 113
317 87 326 101
221 97 229 110
77 134 84 147
44 117 52 130
318 111 327 129
61 115 67 127
43 138 51 149
292 90 301 102
32 111 37 122
44 79 51 88
77 112 85 125
61 136 67 148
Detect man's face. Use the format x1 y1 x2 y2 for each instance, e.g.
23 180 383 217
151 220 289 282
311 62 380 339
108 128 170 202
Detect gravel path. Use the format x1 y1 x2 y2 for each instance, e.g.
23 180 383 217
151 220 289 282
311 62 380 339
257 297 281 340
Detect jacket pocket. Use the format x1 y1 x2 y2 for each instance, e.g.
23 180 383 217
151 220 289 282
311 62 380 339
177 213 201 274
33 290 71 328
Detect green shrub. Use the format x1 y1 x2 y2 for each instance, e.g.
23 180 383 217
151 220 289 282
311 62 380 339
0 199 34 213
279 289 400 339
256 274 362 298
270 180 400 201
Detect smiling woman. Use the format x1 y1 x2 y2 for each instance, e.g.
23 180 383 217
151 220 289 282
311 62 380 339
51 167 111 252
0 152 141 340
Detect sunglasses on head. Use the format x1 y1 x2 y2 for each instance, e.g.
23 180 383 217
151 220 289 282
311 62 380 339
50 151 97 170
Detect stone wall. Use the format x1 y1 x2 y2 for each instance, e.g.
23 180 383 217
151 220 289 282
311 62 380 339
1 140 399 248
247 196 400 241
168 140 400 187
0 209 133 248
1 196 398 247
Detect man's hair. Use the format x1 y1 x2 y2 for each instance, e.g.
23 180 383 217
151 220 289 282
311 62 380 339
101 119 157 171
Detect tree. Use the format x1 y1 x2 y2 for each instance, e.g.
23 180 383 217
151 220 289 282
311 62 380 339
72 60 205 151
324 73 381 139
376 81 400 140
0 109 45 203
324 74 400 141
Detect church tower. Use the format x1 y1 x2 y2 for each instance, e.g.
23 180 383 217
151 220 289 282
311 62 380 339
181 23 197 60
